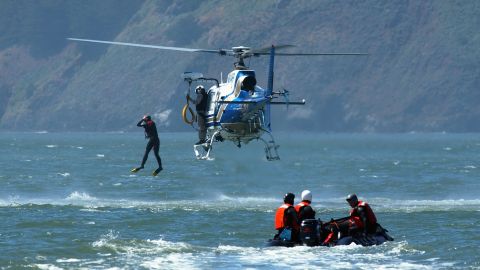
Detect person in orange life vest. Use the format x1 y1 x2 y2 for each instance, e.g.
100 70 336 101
294 190 316 223
274 192 300 241
321 194 378 245
131 115 163 176
346 193 378 234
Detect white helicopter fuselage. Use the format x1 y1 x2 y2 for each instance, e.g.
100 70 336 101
204 69 269 144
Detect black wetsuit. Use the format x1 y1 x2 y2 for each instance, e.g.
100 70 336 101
282 206 300 242
298 204 316 223
137 119 162 169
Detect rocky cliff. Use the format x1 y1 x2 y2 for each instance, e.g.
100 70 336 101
1 0 479 132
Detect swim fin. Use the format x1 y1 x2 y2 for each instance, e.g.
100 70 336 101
131 167 143 173
152 167 163 176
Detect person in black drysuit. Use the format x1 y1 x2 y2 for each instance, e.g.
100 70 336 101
131 115 163 176
186 85 208 145
274 193 300 242
295 190 316 224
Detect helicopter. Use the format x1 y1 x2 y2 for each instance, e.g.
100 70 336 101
68 38 365 160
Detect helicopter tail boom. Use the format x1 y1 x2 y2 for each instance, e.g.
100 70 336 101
265 46 275 131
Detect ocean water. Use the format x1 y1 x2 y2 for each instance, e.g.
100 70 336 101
0 132 479 269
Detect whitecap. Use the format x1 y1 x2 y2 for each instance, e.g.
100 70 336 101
216 194 277 204
218 242 436 270
141 253 199 270
66 191 96 201
92 230 119 248
367 198 480 213
80 209 107 213
46 145 58 148
34 264 63 270
58 173 70 177
96 154 105 158
56 258 81 263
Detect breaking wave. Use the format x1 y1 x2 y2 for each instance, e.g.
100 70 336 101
1 193 480 214
30 237 453 270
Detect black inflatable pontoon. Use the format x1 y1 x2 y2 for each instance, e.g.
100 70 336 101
267 218 394 247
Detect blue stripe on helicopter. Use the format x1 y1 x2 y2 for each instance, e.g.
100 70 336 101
219 95 267 122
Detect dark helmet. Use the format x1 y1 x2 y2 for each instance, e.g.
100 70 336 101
346 194 358 204
195 85 205 94
143 115 151 121
283 192 295 204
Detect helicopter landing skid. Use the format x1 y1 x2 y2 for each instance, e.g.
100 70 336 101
193 130 221 160
259 131 280 161
193 142 213 160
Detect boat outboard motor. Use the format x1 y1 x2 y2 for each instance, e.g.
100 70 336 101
300 219 321 246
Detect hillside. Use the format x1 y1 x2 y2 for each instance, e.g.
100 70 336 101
0 0 479 132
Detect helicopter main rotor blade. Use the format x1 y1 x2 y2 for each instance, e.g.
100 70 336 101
256 52 369 56
67 38 230 55
68 38 367 58
217 100 306 105
252 45 295 54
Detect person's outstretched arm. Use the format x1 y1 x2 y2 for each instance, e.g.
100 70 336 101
137 119 145 127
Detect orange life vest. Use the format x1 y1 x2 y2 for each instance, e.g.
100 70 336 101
274 203 294 230
349 200 377 228
294 201 310 213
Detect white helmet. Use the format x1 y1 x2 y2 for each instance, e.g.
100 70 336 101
301 190 312 202
195 85 205 94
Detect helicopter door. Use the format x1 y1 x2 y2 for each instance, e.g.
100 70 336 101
207 89 220 122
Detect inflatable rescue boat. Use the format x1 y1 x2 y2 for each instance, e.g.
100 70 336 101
267 218 394 247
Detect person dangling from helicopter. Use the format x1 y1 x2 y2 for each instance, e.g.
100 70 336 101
131 115 163 176
186 85 208 145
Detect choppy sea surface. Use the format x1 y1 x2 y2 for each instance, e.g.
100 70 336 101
1 132 479 269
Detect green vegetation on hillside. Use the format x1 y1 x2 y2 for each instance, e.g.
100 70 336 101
0 0 479 132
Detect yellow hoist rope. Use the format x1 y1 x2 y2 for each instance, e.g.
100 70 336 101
182 96 196 125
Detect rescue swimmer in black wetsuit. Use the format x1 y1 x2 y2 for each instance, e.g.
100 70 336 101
131 115 163 176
